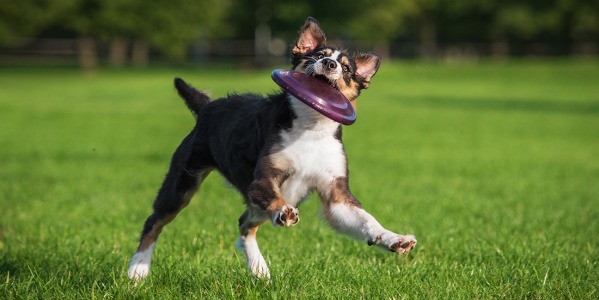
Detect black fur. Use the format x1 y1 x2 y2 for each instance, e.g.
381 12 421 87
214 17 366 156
193 90 295 192
174 77 210 117
134 81 299 246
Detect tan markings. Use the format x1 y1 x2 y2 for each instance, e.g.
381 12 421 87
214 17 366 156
269 153 291 172
139 213 176 251
338 80 360 101
320 177 362 207
340 56 350 66
239 209 268 236
268 177 287 208
249 154 292 211
136 172 208 252
337 56 360 101
246 226 259 238
267 197 287 212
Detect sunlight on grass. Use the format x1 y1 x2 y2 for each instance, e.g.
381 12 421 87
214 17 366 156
1 60 598 298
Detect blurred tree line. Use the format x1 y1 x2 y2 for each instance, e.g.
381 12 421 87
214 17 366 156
1 0 597 68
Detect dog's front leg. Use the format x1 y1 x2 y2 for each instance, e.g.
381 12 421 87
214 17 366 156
320 178 416 254
247 176 299 227
247 157 299 227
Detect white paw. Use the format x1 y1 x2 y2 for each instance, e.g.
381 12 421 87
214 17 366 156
237 236 271 279
127 244 155 282
371 233 417 254
272 205 299 227
389 234 417 254
128 255 150 281
249 259 271 279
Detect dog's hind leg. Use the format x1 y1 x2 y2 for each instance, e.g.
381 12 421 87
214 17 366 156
235 209 270 279
128 134 212 281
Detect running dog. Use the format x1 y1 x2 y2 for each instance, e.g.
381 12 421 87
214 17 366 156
128 17 416 280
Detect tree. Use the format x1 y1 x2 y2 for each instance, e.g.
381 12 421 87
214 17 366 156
341 0 403 58
123 0 231 63
563 0 599 55
57 0 231 69
489 0 565 56
346 0 447 58
0 0 76 46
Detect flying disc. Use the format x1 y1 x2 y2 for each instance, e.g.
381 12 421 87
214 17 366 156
271 69 356 125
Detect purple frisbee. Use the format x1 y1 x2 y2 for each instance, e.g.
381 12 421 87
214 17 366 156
272 69 356 125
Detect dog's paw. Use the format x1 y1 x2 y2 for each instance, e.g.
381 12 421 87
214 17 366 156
236 236 271 280
273 205 299 227
127 244 156 282
389 235 417 254
369 233 417 254
128 254 151 282
250 260 271 280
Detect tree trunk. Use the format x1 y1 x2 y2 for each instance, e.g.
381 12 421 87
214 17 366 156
491 38 510 59
254 24 270 68
419 19 437 59
573 41 597 57
77 37 98 72
109 37 128 67
132 40 149 67
373 41 391 60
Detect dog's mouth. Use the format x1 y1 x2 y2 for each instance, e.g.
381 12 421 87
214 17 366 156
311 73 337 88
313 74 330 83
301 61 340 88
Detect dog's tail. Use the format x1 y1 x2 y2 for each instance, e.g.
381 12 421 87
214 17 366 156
174 77 211 116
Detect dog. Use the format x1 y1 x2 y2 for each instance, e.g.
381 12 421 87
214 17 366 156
128 17 416 281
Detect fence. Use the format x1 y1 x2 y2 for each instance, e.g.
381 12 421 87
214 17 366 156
0 38 596 67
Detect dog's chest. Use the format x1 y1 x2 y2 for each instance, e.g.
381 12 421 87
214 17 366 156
275 116 346 206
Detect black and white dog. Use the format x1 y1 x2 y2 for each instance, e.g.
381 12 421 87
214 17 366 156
128 17 416 280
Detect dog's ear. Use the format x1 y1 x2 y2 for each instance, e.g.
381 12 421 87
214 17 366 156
292 17 326 56
354 52 381 89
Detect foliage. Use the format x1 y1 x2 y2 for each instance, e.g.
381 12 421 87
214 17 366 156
59 0 230 59
567 0 599 39
1 0 598 59
0 0 77 46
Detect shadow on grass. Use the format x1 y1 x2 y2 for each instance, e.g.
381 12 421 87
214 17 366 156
0 260 19 277
400 96 599 115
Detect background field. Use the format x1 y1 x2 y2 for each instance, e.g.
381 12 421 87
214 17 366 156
1 60 598 299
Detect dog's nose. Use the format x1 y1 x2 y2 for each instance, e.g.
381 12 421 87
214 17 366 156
322 58 337 70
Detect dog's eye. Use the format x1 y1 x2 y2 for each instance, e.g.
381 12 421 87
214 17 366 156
343 65 350 72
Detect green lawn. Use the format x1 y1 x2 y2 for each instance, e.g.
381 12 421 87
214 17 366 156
1 60 598 299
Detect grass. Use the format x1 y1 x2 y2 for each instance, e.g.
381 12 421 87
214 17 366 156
1 59 598 299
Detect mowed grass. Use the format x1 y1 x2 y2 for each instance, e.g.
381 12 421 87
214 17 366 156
1 59 598 299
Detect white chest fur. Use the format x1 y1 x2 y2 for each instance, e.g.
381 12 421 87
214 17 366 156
276 97 347 206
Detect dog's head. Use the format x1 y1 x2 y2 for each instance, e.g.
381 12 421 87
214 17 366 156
291 17 381 103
